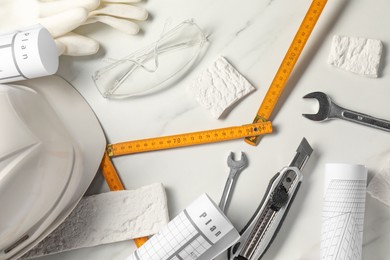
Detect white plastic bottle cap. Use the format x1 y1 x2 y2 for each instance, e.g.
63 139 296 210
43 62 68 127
0 24 59 83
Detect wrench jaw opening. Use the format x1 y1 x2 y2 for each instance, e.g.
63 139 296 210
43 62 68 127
227 152 249 170
302 91 332 121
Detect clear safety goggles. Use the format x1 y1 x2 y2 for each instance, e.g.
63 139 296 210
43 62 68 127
92 20 208 98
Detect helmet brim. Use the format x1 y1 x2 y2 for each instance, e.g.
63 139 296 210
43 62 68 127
1 75 106 259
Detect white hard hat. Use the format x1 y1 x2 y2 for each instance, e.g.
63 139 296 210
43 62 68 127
0 75 106 259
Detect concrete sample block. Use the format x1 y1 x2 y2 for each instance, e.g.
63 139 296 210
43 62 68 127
189 56 255 119
22 183 169 258
328 35 383 77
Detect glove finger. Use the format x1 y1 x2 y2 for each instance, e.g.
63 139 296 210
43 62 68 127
55 40 66 56
89 4 148 21
85 15 140 34
39 8 88 37
39 0 100 16
55 32 99 56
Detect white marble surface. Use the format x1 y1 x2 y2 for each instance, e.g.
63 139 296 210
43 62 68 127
34 0 390 259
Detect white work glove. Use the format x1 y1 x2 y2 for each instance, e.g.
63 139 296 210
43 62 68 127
0 0 148 56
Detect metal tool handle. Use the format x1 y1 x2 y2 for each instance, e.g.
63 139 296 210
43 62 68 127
228 173 281 260
228 138 312 260
341 109 390 132
259 179 302 259
219 177 235 213
228 168 303 260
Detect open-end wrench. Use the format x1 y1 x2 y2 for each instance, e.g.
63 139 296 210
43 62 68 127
219 152 248 213
303 91 390 132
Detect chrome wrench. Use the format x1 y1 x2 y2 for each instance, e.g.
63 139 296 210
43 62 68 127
228 138 313 260
302 91 390 132
219 152 248 213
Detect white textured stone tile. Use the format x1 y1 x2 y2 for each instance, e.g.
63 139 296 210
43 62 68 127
22 183 169 259
189 56 255 119
328 35 383 77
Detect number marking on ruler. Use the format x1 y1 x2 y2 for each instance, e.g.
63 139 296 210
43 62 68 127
100 121 272 246
107 122 272 157
246 0 328 146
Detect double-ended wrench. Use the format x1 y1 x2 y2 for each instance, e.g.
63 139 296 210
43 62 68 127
302 91 390 132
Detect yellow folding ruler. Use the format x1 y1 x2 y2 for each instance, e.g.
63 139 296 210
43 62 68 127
107 122 272 157
245 0 328 146
100 122 272 186
102 122 272 188
100 151 148 248
100 122 272 247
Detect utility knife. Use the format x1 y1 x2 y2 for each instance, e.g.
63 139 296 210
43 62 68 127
228 137 313 260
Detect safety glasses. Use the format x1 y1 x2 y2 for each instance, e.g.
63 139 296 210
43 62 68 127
92 20 208 98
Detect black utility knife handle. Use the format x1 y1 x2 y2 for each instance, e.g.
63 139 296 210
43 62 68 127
257 180 302 259
228 167 303 260
228 172 280 260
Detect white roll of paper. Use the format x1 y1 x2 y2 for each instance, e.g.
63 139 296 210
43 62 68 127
320 163 367 260
0 24 58 83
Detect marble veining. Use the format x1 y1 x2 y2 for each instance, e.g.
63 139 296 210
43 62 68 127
39 0 390 259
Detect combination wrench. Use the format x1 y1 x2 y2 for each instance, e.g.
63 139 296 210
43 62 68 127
219 152 248 213
303 91 390 132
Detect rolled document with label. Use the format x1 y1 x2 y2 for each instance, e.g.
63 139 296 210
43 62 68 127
321 163 367 260
127 193 240 260
0 24 58 83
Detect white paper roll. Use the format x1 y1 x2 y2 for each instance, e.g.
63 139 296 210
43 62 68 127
321 163 367 260
0 24 58 83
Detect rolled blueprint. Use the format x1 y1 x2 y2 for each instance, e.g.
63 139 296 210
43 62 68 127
0 25 58 83
320 163 367 260
127 193 240 260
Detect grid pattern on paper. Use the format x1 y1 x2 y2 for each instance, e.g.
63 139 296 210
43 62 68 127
321 213 361 260
133 210 212 260
320 180 366 260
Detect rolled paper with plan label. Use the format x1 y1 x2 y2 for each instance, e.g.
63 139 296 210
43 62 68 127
127 193 240 260
320 163 367 260
0 25 58 83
